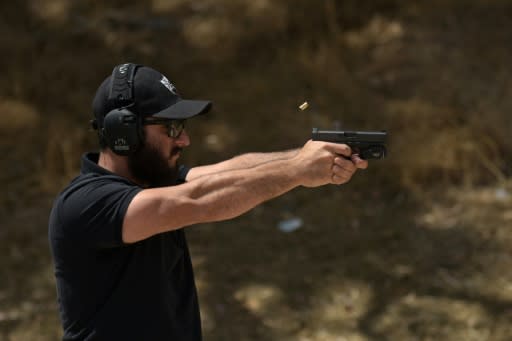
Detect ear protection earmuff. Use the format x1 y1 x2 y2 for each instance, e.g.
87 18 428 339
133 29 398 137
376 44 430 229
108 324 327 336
97 63 143 156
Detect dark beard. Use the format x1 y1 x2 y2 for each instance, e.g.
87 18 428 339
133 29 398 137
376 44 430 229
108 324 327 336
127 143 181 188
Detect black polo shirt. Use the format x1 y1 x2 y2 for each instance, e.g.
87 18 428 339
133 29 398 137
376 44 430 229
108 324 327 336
48 153 201 341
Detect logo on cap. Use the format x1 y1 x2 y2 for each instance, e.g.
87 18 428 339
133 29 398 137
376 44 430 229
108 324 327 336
118 63 130 74
160 76 178 95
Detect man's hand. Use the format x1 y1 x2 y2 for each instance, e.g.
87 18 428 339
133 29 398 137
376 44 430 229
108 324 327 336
293 140 368 188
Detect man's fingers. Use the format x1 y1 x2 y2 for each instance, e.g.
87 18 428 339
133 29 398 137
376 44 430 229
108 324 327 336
351 154 369 169
332 164 353 176
331 163 356 185
331 174 346 185
330 153 369 185
324 143 352 157
300 141 369 187
333 157 358 171
333 154 368 169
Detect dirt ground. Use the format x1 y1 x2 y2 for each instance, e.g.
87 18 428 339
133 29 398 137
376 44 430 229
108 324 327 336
1 1 512 340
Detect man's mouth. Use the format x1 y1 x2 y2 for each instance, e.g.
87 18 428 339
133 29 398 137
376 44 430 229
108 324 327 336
170 148 183 159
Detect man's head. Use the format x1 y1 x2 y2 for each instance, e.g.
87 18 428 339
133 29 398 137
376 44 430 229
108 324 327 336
92 63 211 186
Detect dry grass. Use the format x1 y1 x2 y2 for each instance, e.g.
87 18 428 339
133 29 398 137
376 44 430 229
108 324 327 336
1 1 512 340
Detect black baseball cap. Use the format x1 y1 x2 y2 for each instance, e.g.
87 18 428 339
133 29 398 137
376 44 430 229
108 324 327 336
92 63 212 124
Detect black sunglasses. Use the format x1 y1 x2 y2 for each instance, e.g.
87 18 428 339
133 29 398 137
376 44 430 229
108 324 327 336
143 118 186 138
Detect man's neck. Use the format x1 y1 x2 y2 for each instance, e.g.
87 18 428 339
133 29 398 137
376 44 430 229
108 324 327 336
98 150 142 186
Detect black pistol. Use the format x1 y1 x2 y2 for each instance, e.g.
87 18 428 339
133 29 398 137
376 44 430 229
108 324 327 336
311 128 388 159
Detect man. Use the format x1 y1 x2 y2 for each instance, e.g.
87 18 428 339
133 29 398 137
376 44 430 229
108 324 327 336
48 63 368 340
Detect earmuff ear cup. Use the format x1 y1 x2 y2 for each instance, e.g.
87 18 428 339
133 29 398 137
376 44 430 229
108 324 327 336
103 108 143 156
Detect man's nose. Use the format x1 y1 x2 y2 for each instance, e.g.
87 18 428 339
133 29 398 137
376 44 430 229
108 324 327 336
175 129 190 147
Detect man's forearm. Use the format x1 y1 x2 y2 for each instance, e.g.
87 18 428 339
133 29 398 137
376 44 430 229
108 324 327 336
186 149 299 181
183 157 301 222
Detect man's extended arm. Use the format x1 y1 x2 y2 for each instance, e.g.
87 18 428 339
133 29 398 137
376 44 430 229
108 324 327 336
186 149 299 181
122 141 367 243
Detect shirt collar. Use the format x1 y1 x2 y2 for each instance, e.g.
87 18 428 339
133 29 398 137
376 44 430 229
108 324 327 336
81 152 115 176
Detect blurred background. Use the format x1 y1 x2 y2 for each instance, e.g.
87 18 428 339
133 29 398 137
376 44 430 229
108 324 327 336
1 0 512 340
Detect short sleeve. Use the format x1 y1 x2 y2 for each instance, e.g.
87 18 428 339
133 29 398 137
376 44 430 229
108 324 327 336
53 176 142 248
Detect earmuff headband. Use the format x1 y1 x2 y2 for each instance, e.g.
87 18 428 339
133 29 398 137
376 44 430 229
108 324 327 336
108 63 141 103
